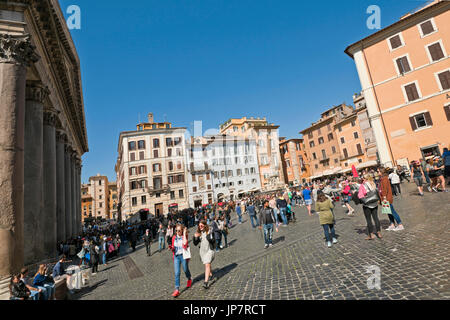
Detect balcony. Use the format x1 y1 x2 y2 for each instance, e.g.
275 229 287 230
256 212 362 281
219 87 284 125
319 157 330 164
147 184 170 195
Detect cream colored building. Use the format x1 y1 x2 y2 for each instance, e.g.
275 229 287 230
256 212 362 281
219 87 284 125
116 114 189 219
87 174 110 220
219 117 285 191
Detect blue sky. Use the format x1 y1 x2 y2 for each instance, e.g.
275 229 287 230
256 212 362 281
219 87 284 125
58 0 430 183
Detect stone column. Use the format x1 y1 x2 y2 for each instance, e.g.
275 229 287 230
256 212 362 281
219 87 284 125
0 34 39 277
64 145 73 240
23 81 48 265
56 131 66 243
71 153 77 237
77 162 82 234
42 108 58 259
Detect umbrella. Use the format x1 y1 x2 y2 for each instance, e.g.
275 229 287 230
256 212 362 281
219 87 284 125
352 165 359 178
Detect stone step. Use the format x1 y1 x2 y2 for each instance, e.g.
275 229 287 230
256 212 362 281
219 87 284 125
0 277 11 301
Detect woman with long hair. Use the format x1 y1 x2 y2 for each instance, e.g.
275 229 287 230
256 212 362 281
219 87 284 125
380 169 405 231
193 220 216 289
426 158 439 192
33 264 55 300
315 191 337 248
411 161 425 196
169 224 192 298
358 175 382 240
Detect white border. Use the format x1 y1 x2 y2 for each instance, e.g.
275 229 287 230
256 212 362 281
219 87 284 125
387 32 405 52
434 68 450 92
409 109 429 118
425 39 447 63
393 53 413 76
401 80 422 103
417 18 438 38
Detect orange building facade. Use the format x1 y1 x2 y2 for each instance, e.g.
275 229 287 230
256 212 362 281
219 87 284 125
279 138 310 186
346 0 450 167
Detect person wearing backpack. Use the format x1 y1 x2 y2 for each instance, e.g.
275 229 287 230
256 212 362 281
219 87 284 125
358 175 382 240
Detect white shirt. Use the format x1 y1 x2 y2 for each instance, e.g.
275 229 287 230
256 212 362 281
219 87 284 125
173 235 184 255
389 173 400 184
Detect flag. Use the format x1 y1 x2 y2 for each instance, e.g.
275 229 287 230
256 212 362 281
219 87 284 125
352 165 359 178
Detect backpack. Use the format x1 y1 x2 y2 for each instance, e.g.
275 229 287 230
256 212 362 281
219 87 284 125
351 191 361 205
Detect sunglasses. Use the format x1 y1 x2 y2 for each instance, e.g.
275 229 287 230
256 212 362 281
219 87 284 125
176 229 183 232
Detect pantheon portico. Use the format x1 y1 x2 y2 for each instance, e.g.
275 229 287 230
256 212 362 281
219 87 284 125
0 0 88 296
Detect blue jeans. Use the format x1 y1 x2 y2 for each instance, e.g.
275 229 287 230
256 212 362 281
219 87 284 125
35 286 49 300
424 172 431 184
30 289 40 300
159 236 165 251
388 204 402 225
237 211 242 223
43 283 55 299
322 224 336 242
249 215 258 228
279 207 288 225
102 253 107 265
222 230 228 247
273 209 280 224
173 254 191 290
263 224 274 245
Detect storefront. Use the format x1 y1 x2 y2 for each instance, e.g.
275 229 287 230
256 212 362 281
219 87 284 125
420 144 441 159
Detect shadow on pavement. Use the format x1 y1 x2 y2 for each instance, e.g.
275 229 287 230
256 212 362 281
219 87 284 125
73 279 108 299
273 236 285 245
100 265 117 272
190 263 239 287
227 239 237 247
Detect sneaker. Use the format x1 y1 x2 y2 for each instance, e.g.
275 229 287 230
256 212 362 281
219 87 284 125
172 290 180 298
332 238 338 244
385 225 395 231
427 186 432 192
92 273 97 275
203 282 209 289
186 279 192 288
432 187 438 193
269 244 273 248
220 245 223 249
327 241 332 248
264 244 269 249
394 225 405 231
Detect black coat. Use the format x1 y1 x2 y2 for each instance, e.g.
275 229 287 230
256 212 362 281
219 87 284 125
143 233 152 245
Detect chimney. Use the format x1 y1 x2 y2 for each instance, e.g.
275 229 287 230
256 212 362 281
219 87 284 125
148 113 154 123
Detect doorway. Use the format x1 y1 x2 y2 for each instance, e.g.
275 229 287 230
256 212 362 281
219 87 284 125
155 203 163 217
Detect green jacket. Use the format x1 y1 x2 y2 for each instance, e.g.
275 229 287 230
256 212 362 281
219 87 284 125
315 199 334 225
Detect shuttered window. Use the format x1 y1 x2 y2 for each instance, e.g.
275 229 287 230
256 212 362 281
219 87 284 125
357 144 363 155
389 35 402 49
343 148 348 159
428 42 444 61
410 112 433 131
444 105 450 121
404 83 420 102
420 20 435 36
437 70 450 90
396 56 411 74
130 152 135 162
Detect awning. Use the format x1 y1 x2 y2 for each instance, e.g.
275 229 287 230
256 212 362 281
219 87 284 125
340 167 353 174
356 160 378 169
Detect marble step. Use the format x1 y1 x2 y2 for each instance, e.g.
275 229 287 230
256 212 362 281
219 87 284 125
0 277 11 301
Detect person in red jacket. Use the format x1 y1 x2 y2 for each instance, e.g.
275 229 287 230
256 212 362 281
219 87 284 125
168 224 192 298
380 169 405 231
341 181 355 216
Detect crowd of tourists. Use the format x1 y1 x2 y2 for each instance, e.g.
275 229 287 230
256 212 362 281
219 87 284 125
9 151 449 300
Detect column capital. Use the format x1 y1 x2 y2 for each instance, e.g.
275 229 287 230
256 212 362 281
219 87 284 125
56 131 67 144
43 107 59 127
26 81 50 103
64 144 74 154
0 34 40 66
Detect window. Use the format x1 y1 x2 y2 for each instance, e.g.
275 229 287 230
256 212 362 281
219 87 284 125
206 173 210 180
410 112 433 131
419 19 436 37
228 170 233 177
286 160 290 168
312 152 317 160
309 141 315 148
221 171 225 178
357 144 363 155
153 163 161 172
179 190 184 198
132 197 137 206
395 56 411 75
427 42 445 62
153 139 160 148
343 148 349 159
351 121 356 127
338 126 342 132
308 132 313 139
153 177 162 189
327 124 331 131
445 104 450 121
315 164 318 169
141 196 146 204
237 169 242 176
128 141 136 151
167 148 172 157
354 132 359 139
328 133 334 141
130 153 135 162
334 158 339 164
341 137 345 144
153 150 159 158
166 138 173 147
317 128 321 135
170 191 175 200
233 126 238 132
99 195 102 200
331 146 336 154
318 137 324 145
403 82 420 102
168 161 174 171
139 151 145 160
250 167 256 174
437 70 450 91
176 148 182 156
130 167 137 176
388 34 403 50
138 140 145 149
321 150 327 159
174 137 182 146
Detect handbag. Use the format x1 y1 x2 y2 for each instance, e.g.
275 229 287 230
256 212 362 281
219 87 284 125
360 188 379 206
182 247 191 260
381 201 392 214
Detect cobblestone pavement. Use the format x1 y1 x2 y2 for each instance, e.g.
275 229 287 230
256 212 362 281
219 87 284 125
73 183 450 300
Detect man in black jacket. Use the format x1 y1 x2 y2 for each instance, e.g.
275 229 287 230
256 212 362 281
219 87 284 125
143 229 152 256
258 201 278 249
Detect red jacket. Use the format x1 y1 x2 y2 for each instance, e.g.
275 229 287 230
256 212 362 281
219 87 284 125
379 176 394 204
169 234 190 262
